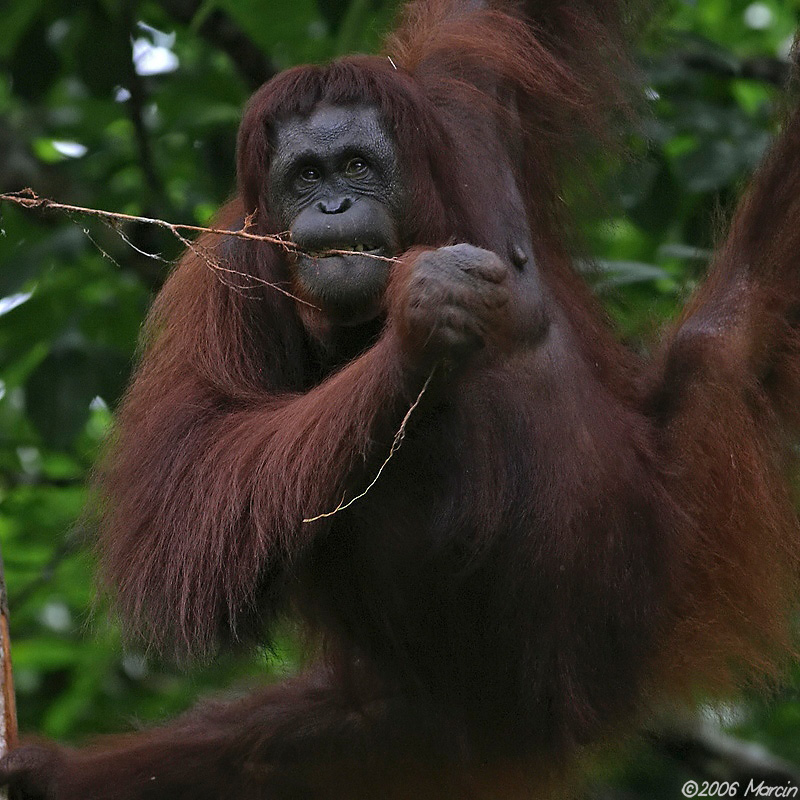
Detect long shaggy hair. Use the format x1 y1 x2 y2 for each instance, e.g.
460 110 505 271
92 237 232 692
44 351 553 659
88 0 800 792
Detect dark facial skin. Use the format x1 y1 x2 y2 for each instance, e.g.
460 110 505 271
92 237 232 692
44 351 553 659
268 104 405 324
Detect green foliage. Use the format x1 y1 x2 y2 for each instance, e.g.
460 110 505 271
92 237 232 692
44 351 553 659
0 0 799 791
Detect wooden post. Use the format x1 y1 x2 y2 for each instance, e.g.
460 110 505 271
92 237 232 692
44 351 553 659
0 546 17 800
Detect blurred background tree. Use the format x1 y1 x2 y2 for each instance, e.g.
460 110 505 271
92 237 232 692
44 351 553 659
0 0 799 796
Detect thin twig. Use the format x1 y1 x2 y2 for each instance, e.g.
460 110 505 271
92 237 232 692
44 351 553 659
107 220 171 262
1 189 398 309
303 369 435 523
82 227 124 269
0 189 397 261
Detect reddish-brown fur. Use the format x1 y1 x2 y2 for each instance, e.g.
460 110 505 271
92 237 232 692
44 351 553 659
3 0 800 797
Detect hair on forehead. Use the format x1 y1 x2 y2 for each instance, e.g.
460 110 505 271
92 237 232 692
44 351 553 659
244 57 424 123
271 103 390 146
236 56 462 239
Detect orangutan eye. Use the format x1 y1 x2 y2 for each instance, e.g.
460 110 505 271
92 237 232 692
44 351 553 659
300 166 321 182
344 158 369 179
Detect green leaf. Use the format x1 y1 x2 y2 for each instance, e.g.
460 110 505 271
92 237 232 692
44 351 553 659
0 0 42 60
591 260 672 291
24 341 128 449
674 139 741 193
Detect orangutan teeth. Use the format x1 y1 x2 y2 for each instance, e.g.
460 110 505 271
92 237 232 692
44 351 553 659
305 244 373 256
